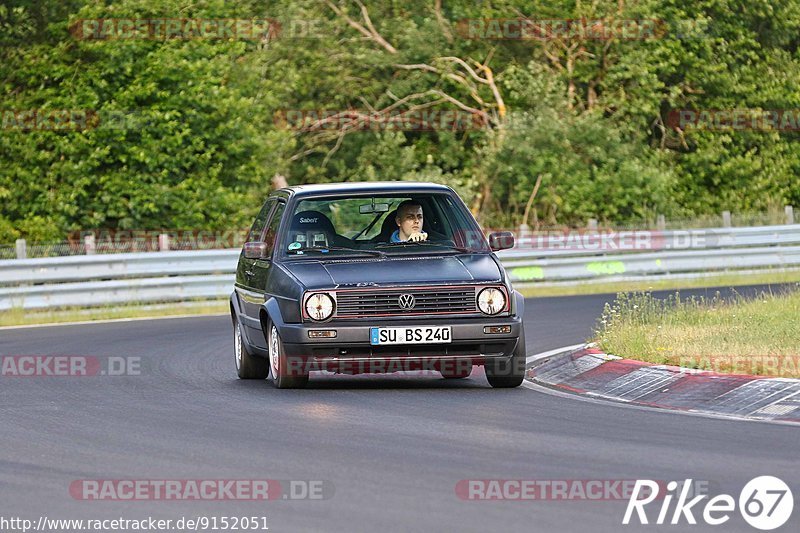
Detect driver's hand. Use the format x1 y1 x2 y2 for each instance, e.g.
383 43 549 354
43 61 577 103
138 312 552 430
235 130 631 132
408 231 428 242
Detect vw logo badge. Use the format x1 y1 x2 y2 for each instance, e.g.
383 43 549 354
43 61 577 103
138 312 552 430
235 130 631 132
398 294 416 310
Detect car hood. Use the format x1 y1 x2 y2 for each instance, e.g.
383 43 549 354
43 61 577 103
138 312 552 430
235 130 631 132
283 254 502 290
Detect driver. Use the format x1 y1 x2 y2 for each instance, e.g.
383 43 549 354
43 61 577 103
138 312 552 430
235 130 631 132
391 200 428 243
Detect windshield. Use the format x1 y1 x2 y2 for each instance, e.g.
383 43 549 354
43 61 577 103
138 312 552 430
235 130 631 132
281 192 490 256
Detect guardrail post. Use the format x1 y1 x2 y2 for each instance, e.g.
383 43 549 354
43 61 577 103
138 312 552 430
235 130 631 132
657 214 666 231
518 224 529 243
587 218 598 231
158 233 170 251
15 238 26 259
786 205 794 225
722 211 732 228
84 234 96 255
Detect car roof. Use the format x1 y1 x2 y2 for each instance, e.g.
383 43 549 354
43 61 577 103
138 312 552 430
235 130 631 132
278 181 452 199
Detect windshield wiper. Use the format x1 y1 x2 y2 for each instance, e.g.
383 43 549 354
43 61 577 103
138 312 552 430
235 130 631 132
375 241 471 253
287 246 386 258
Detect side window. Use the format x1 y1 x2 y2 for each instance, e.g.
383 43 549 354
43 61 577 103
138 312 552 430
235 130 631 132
430 196 454 238
247 200 274 243
263 202 286 254
441 195 489 251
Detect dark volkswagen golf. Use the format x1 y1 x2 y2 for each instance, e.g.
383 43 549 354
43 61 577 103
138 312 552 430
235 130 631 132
230 182 525 388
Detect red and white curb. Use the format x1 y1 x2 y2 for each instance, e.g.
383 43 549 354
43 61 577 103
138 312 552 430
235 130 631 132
525 345 800 424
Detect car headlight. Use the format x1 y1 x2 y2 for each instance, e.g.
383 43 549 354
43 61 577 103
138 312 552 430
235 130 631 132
305 293 335 321
477 288 506 315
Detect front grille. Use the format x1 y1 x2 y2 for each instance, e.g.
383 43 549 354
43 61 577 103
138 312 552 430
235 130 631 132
334 287 478 318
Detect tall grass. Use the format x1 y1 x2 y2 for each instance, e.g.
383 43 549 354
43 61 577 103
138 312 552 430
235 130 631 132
594 286 800 376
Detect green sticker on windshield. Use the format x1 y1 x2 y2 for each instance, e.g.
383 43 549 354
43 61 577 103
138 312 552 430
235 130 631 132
288 242 302 251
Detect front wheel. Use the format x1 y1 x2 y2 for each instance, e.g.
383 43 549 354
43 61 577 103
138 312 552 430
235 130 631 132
234 320 269 379
268 322 309 389
485 330 526 388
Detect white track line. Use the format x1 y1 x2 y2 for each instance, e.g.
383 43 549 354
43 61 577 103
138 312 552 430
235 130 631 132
525 343 587 365
0 312 228 331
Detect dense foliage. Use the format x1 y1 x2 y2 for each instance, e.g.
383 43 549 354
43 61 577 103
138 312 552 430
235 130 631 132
2 0 799 242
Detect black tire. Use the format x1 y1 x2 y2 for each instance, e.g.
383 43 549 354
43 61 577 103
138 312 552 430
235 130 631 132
234 319 269 379
267 320 309 389
439 359 473 379
485 329 526 388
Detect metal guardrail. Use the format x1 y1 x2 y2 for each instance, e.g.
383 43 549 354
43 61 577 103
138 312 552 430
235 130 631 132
0 250 240 285
1 275 234 310
505 224 800 258
500 246 800 283
1 224 799 310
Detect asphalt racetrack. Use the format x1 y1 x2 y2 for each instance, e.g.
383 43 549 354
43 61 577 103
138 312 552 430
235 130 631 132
1 287 797 532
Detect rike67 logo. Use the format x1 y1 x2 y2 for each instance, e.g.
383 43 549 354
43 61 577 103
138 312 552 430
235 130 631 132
624 476 794 530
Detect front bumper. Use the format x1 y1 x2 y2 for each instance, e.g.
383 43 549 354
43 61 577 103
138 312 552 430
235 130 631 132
278 315 522 370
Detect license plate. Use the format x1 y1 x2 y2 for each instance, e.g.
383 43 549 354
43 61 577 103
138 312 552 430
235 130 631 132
370 326 452 345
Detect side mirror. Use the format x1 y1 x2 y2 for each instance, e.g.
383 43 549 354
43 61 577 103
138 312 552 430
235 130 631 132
488 231 515 251
244 242 268 259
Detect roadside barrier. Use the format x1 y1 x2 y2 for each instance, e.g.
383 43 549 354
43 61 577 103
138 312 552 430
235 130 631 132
1 225 798 310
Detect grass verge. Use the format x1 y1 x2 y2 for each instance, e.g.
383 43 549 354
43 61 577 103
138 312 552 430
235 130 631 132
594 287 800 377
518 269 800 298
0 300 229 328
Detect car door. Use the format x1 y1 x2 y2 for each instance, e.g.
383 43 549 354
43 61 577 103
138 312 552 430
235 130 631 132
237 199 276 347
240 199 287 349
251 200 287 345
